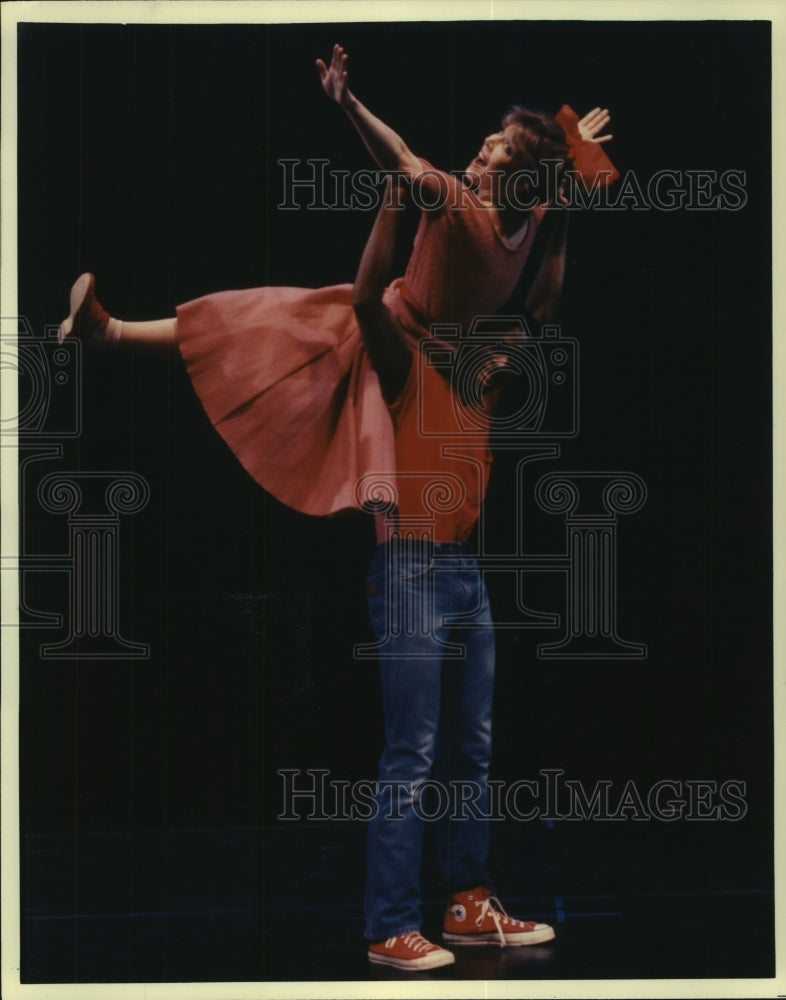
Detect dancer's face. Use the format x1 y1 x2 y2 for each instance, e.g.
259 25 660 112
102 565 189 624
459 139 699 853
466 125 527 185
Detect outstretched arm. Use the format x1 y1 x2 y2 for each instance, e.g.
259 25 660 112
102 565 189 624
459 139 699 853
316 44 424 180
352 178 413 404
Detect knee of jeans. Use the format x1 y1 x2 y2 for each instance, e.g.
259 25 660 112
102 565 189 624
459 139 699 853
454 731 493 771
379 738 439 784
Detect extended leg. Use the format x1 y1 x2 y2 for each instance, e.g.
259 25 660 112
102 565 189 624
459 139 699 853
119 318 177 344
58 272 177 346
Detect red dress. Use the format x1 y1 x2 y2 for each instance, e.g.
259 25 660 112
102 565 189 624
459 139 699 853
175 109 617 516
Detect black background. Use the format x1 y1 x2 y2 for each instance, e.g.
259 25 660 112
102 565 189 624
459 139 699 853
16 18 773 980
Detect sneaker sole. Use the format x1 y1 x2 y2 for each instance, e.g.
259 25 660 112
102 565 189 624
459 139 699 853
443 924 556 947
368 950 456 970
57 273 94 344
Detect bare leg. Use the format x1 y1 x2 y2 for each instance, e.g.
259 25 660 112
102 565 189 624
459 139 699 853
58 273 177 347
119 318 178 345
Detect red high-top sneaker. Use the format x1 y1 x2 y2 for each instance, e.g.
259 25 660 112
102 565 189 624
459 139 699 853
368 931 456 970
443 886 555 947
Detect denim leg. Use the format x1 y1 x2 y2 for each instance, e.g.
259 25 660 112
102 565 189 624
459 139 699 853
433 569 495 891
363 545 451 941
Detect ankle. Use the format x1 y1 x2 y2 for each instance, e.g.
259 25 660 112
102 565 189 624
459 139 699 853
104 316 122 343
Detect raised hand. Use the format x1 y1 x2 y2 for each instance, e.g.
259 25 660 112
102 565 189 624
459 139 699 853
577 107 613 144
314 46 423 180
316 43 350 105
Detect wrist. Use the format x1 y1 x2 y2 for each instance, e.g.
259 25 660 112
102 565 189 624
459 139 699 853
341 90 358 112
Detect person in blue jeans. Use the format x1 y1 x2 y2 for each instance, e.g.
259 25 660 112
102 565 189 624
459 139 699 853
353 176 556 971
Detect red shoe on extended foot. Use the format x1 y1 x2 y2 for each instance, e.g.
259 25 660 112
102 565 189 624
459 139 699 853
443 886 555 948
57 273 114 344
368 931 456 970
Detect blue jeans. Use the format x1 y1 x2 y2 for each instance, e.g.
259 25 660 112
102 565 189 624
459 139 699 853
363 539 495 941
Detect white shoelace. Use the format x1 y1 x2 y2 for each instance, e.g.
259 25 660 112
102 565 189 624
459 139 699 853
475 895 512 947
385 931 435 953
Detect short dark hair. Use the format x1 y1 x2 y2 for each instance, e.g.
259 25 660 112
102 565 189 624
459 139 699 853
501 105 571 171
498 107 572 325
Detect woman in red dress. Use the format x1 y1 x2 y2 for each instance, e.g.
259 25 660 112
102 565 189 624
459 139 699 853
58 44 617 519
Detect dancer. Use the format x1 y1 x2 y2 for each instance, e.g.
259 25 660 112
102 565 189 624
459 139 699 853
353 175 559 971
59 43 617 519
58 43 619 972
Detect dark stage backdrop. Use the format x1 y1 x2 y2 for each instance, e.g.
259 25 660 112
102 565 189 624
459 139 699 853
16 17 772 979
